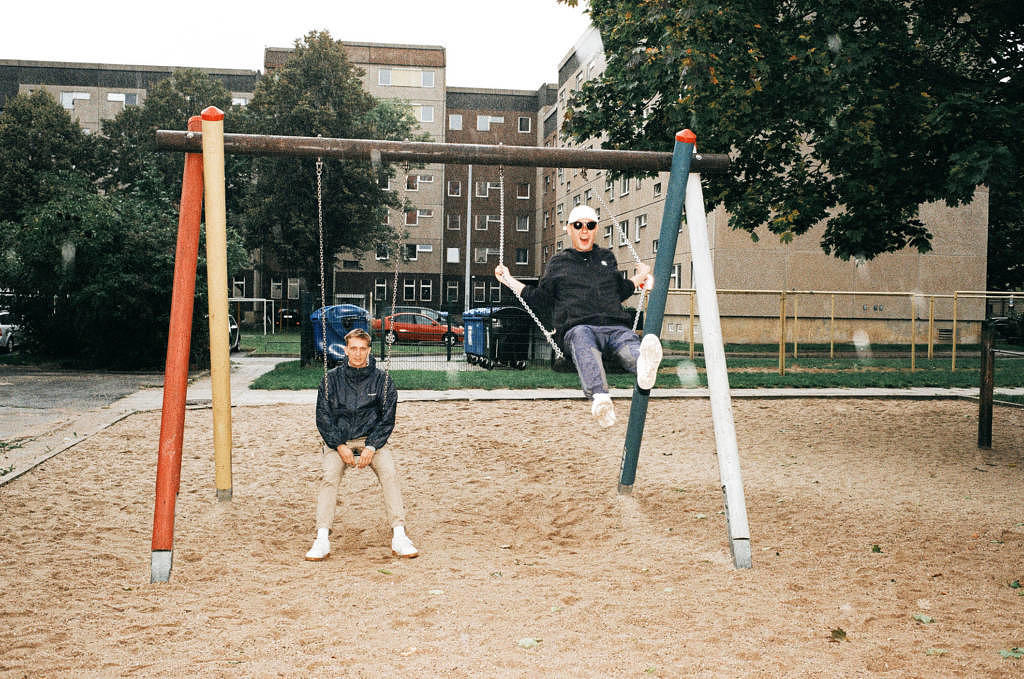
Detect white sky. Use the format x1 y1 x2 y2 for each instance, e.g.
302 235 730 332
4 0 594 91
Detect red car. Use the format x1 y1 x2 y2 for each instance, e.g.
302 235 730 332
372 313 464 346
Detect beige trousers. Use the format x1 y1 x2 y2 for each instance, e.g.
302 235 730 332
315 437 406 531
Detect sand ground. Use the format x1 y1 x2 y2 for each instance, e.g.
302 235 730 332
1 397 1022 677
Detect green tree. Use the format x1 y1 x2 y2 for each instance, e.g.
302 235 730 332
0 90 100 220
561 0 1024 261
239 30 421 297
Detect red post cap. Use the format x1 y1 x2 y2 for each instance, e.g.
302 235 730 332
201 106 225 121
187 115 202 132
676 129 697 143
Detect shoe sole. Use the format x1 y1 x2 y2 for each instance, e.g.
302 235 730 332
304 553 329 561
392 550 419 559
637 335 663 390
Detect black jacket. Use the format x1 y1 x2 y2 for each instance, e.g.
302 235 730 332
315 355 397 451
521 245 637 341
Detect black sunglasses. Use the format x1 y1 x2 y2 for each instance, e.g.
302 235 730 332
571 220 598 230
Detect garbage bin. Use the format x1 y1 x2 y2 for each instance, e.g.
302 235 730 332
310 304 371 365
462 306 531 370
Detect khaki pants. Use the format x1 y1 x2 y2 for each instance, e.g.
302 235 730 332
315 437 406 531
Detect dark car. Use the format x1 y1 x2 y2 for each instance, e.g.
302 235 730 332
228 314 240 352
278 307 301 328
372 313 463 345
0 309 20 352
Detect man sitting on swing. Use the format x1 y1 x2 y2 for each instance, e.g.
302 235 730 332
495 205 662 428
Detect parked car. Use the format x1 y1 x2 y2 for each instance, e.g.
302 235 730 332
278 307 301 328
388 306 449 323
0 309 20 353
372 312 463 345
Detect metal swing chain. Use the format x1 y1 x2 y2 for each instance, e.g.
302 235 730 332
497 164 564 361
316 156 329 397
581 168 648 332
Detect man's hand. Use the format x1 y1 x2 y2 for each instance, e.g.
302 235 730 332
494 265 525 295
631 263 653 291
337 444 357 466
356 445 376 469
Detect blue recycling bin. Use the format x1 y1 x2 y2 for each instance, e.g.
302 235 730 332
462 307 491 360
310 304 370 363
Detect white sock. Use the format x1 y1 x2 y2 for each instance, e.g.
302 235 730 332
393 525 407 539
316 528 329 541
593 392 612 405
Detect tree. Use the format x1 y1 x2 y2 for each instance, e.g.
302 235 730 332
560 0 1024 261
239 30 421 296
0 90 100 220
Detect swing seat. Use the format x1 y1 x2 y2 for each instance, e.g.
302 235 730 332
548 338 633 374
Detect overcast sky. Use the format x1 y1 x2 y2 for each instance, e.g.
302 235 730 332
5 0 594 91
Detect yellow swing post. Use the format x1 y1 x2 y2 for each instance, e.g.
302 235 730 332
201 106 232 501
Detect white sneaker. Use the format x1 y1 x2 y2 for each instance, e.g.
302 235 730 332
304 535 330 561
591 394 616 428
636 334 663 390
392 533 419 558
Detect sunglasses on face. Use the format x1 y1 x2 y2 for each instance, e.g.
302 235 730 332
571 221 598 230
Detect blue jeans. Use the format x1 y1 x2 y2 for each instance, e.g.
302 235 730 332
563 325 640 398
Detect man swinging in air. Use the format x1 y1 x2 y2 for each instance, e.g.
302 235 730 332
495 205 663 428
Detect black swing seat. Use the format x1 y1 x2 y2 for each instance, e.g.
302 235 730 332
548 330 632 374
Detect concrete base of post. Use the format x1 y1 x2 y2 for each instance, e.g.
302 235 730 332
150 550 173 583
617 483 634 496
216 488 233 502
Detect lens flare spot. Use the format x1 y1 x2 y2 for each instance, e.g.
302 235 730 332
676 360 700 388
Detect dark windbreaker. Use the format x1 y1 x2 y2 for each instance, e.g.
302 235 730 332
521 245 638 343
315 355 397 451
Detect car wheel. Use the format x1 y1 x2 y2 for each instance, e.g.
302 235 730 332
443 332 457 347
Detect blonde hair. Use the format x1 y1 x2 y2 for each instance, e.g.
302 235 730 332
344 328 372 345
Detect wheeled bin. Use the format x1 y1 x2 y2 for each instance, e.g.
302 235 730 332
462 306 531 370
310 304 371 365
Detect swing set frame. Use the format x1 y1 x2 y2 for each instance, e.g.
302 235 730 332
149 109 751 583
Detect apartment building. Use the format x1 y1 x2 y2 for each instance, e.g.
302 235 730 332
0 59 257 134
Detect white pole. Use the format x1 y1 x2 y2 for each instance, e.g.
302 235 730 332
464 165 473 313
684 172 751 568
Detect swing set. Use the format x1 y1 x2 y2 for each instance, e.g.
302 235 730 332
149 107 751 583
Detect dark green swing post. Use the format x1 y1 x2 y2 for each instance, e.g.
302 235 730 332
617 130 696 492
618 129 752 570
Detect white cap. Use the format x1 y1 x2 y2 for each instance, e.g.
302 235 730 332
567 205 599 224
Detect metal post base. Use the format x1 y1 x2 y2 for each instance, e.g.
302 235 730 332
617 483 634 496
216 488 232 502
150 550 173 583
730 538 752 569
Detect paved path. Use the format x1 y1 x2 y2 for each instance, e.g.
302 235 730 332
3 355 1022 487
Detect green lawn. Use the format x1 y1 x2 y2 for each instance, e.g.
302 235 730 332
251 353 1024 391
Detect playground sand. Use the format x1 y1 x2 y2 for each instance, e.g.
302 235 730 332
1 398 1022 677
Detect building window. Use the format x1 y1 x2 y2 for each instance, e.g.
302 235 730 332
418 174 434 184
446 280 459 302
542 245 550 262
415 105 434 123
416 244 433 253
620 177 630 197
473 247 488 263
605 177 615 201
446 247 460 263
635 177 643 192
584 188 593 204
475 181 490 198
476 115 504 131
422 71 435 88
376 245 389 260
556 239 563 250
671 264 682 289
420 280 432 302
447 213 462 230
232 276 245 298
405 210 418 226
407 175 418 191
379 175 391 190
60 91 90 109
449 114 463 130
573 194 581 207
474 281 486 302
342 260 360 270
270 279 282 300
515 248 528 265
516 215 529 232
418 209 434 219
378 68 391 86
447 180 461 197
375 278 387 301
604 223 613 240
543 212 550 228
556 202 564 216
516 183 530 199
404 244 418 261
107 92 138 106
404 279 416 301
287 277 300 300
475 214 499 230
635 214 648 231
619 220 630 245
653 182 662 197
652 239 659 254
544 175 551 192
489 284 501 303
557 168 564 184
231 96 247 106
518 116 532 133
